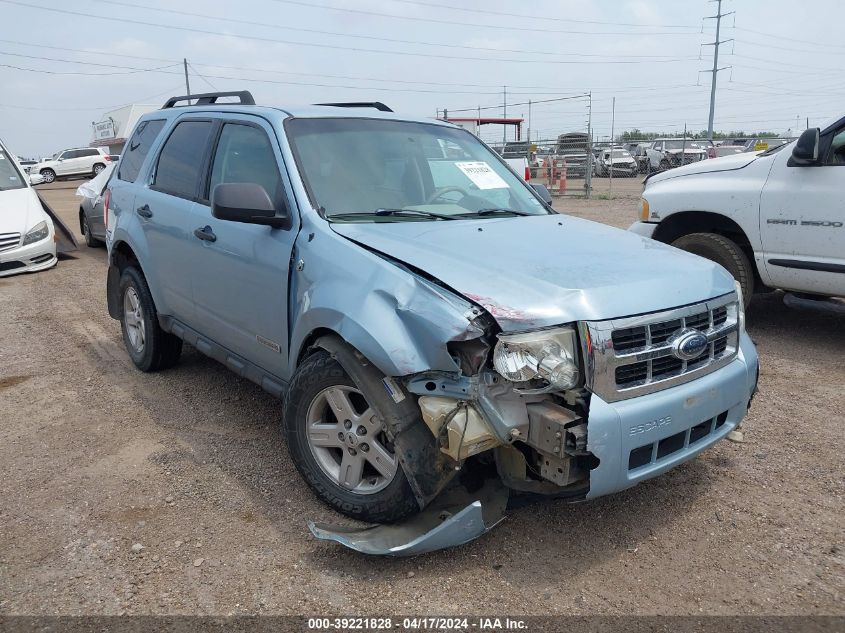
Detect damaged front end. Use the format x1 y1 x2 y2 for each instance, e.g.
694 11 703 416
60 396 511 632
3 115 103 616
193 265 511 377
309 291 600 556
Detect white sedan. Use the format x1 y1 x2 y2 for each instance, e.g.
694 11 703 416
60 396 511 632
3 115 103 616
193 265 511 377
0 143 57 277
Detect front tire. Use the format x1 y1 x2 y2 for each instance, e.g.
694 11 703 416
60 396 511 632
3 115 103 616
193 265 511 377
40 168 55 183
671 233 754 308
284 351 418 523
119 266 182 371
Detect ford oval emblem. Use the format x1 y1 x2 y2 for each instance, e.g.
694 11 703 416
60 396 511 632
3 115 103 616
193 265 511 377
671 329 709 361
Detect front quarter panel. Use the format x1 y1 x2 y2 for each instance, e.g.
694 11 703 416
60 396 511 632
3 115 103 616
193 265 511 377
642 158 774 255
288 220 483 378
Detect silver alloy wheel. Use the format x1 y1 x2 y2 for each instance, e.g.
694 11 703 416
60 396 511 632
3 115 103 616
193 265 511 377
123 286 146 353
93 164 104 175
305 385 398 494
41 169 54 183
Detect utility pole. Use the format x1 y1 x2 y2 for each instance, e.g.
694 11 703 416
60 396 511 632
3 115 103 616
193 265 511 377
183 58 191 97
528 99 532 145
585 92 592 199
609 96 615 198
703 0 733 141
502 85 507 145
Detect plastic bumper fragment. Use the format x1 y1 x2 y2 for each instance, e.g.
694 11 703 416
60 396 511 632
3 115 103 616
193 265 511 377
308 481 508 556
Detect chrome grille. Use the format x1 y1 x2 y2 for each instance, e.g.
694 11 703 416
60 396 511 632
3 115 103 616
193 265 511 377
0 232 21 252
583 293 740 403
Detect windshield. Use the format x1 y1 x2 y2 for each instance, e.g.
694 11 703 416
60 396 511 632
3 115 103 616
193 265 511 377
286 118 549 221
663 140 704 150
0 147 26 191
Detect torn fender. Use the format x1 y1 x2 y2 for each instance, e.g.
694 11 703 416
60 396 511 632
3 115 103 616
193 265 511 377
309 480 509 556
37 192 78 253
288 219 484 379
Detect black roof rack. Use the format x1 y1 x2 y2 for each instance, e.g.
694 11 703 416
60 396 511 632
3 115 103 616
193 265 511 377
314 102 393 112
162 91 255 109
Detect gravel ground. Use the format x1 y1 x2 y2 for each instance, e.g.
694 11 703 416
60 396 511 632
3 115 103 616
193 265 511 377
0 183 842 616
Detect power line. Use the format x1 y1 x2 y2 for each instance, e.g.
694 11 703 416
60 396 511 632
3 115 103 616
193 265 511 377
0 2 702 66
188 62 218 92
372 0 696 28
265 0 702 36
87 0 701 61
733 26 845 50
0 85 183 111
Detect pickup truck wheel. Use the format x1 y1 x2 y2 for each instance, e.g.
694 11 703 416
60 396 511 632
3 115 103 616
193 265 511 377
284 351 418 523
119 266 183 372
671 233 754 307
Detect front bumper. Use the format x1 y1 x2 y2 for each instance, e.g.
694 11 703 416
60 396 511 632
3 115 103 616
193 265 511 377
585 331 758 499
0 232 57 277
628 221 658 239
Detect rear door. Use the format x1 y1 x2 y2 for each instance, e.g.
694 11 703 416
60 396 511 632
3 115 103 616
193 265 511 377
187 116 298 378
109 118 166 246
55 150 77 176
140 118 217 321
759 122 845 295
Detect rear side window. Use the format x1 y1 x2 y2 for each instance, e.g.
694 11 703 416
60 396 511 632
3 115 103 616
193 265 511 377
153 120 214 200
209 123 283 207
83 149 100 157
118 119 165 182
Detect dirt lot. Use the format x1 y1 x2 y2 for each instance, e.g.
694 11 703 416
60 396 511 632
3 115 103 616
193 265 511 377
0 182 842 616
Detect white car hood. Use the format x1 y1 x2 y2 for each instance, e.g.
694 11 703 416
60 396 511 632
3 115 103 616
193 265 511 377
647 151 762 184
0 187 47 234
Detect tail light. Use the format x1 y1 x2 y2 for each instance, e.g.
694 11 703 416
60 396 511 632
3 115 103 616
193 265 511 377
103 188 111 228
103 154 112 162
524 165 531 180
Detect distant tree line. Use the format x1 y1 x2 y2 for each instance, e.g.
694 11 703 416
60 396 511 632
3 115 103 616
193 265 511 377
617 129 779 142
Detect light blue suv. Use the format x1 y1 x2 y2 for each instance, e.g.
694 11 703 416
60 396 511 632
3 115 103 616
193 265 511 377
106 91 758 538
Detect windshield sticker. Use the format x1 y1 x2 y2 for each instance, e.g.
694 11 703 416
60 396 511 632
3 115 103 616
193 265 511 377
455 161 509 190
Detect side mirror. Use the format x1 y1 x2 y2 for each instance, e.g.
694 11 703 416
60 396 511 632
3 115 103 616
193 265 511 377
29 173 44 185
211 182 289 229
531 183 553 205
790 128 820 165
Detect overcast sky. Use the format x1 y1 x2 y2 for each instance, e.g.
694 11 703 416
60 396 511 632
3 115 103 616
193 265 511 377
1 0 842 157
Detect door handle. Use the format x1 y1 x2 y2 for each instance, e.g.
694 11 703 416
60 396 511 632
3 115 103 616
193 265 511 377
136 204 153 218
193 225 217 243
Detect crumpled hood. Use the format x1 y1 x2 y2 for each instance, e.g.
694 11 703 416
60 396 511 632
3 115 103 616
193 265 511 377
0 188 45 235
331 214 735 331
647 151 762 185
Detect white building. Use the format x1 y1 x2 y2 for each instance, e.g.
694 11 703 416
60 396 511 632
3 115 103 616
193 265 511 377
90 104 158 154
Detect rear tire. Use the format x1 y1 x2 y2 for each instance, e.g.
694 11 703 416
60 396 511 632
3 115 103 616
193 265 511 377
40 168 55 183
93 163 105 176
119 266 182 372
81 211 101 248
283 351 418 523
671 233 754 308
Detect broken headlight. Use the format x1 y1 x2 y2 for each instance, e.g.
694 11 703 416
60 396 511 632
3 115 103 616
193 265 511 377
492 326 580 390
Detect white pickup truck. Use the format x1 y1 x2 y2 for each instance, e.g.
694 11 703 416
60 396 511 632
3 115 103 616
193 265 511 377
630 115 844 311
